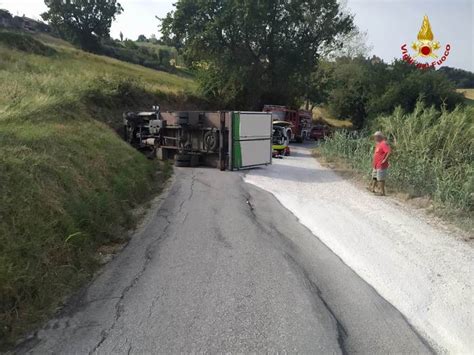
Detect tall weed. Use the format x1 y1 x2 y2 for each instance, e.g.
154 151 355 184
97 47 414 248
319 103 474 214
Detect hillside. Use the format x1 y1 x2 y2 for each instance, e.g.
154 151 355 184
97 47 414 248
0 30 199 347
439 66 474 88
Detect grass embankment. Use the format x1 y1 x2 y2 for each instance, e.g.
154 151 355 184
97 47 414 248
317 103 473 232
312 106 352 128
0 31 197 346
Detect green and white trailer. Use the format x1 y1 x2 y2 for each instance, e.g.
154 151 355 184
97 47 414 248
123 108 273 170
230 111 272 170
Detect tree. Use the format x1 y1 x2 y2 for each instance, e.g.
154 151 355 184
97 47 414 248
324 28 371 59
302 61 334 110
160 0 353 109
326 58 373 128
158 48 171 66
42 0 123 51
137 34 147 42
120 31 124 42
322 0 371 59
438 66 474 88
149 34 158 44
322 57 464 128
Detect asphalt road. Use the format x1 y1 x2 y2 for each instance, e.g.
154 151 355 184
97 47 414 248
19 166 431 354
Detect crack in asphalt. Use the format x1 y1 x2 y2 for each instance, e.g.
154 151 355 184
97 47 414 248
283 252 348 355
88 216 171 354
241 182 348 354
89 171 197 354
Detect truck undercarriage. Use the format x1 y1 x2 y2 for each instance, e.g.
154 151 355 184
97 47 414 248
123 107 273 170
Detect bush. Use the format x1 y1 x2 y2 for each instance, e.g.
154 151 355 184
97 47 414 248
0 31 56 56
102 43 176 73
322 58 464 127
319 103 474 214
83 75 155 109
371 69 463 116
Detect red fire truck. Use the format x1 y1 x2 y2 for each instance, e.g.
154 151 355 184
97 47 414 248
263 105 312 143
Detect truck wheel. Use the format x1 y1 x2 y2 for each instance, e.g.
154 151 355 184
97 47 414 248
175 160 191 167
175 153 191 162
203 131 218 151
190 155 200 167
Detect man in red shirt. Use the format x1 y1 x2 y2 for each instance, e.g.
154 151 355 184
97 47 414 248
371 131 391 196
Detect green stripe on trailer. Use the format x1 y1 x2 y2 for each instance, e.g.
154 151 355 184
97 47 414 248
232 112 242 169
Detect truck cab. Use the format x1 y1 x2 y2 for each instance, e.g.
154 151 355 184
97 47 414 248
263 105 313 143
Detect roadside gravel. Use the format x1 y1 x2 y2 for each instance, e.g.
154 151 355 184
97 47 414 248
244 144 473 353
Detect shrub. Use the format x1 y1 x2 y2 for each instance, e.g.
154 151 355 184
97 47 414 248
322 58 464 127
0 31 56 56
83 75 154 109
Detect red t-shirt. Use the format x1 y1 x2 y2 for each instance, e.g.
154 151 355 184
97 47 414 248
373 141 391 169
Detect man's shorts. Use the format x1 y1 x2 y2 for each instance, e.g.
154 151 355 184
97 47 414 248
372 168 388 182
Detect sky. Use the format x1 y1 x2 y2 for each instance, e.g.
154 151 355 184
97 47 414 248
1 0 472 71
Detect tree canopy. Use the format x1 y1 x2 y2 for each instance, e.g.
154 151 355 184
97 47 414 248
42 0 123 51
161 0 353 109
319 58 464 128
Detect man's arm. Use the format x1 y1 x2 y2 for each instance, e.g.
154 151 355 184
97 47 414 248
382 143 391 164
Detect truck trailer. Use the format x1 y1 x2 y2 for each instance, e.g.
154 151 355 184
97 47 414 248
123 107 273 170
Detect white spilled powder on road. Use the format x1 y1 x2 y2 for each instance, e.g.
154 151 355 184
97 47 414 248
244 145 473 353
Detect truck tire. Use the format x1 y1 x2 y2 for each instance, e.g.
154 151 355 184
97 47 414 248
175 160 191 167
175 153 191 167
190 155 200 167
175 153 191 162
203 131 218 151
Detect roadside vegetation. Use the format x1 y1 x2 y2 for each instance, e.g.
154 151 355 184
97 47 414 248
160 0 355 109
309 58 464 128
0 30 197 347
102 38 183 73
318 103 474 231
309 56 472 231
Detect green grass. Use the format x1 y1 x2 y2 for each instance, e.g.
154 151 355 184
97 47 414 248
0 30 195 347
317 103 474 231
0 32 198 126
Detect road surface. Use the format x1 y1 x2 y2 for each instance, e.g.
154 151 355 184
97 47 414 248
19 156 431 353
245 145 473 353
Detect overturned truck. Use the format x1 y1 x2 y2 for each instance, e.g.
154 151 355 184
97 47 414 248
123 107 273 170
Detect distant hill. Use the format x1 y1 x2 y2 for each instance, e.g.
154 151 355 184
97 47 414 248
0 8 182 74
438 66 474 88
0 9 51 33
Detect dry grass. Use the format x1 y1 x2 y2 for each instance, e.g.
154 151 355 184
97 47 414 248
457 88 474 107
457 88 474 100
312 105 353 128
